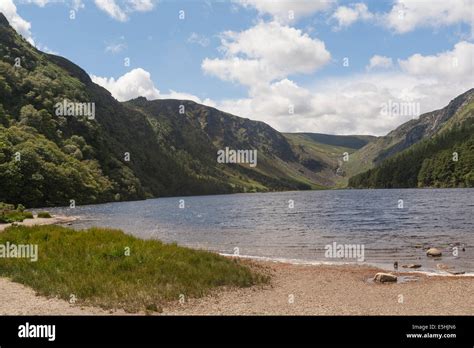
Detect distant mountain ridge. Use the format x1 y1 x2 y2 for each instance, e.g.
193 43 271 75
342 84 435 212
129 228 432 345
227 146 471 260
286 133 376 150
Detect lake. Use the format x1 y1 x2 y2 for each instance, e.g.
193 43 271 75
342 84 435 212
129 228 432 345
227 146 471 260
46 188 474 274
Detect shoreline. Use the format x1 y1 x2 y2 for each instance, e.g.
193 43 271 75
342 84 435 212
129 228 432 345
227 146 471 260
220 253 474 277
0 214 77 232
1 216 470 277
0 217 471 315
0 259 472 315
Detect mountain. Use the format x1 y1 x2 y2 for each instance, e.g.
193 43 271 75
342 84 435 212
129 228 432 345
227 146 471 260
283 133 376 187
1 12 240 207
0 13 370 207
124 97 322 192
349 90 474 188
346 89 474 175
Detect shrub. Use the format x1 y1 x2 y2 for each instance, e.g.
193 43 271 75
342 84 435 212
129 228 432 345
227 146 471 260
0 210 33 223
37 211 52 218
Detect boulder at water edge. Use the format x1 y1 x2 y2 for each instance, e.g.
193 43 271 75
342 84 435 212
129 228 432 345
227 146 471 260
374 273 397 283
426 248 442 257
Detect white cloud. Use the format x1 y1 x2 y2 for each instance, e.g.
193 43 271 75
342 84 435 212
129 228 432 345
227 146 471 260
71 0 84 10
94 0 156 21
384 0 473 33
399 41 474 80
37 43 58 54
215 79 313 125
366 55 393 71
328 1 472 33
91 41 473 136
91 68 214 106
207 41 474 135
1 0 86 46
23 0 55 6
202 21 331 87
94 0 127 21
187 32 210 47
127 0 154 12
22 0 84 11
105 37 127 53
91 68 160 101
160 90 215 106
331 3 373 30
0 0 34 44
213 72 472 135
236 0 334 24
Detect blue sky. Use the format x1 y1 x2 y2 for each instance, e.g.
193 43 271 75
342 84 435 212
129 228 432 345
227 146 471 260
2 0 474 135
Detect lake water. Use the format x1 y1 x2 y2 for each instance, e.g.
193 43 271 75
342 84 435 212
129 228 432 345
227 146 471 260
46 188 474 274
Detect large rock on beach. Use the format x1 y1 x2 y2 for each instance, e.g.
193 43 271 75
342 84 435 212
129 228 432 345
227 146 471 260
374 272 397 283
426 248 442 257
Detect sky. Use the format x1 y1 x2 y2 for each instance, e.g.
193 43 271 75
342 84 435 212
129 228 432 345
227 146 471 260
1 0 473 135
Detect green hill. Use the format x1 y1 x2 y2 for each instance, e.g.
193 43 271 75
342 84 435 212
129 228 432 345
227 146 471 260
349 93 474 188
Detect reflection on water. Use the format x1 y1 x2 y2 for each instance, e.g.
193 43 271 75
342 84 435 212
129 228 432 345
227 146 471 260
46 188 474 273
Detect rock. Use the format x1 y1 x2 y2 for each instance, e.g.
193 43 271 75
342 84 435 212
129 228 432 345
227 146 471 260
374 272 397 283
426 248 442 257
446 270 465 275
436 263 452 270
402 264 422 269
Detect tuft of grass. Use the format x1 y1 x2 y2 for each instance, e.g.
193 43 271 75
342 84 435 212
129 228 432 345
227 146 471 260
37 212 52 218
0 225 269 312
0 211 34 223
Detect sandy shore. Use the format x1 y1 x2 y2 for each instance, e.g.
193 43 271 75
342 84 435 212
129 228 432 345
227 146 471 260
0 277 119 315
163 261 474 315
0 260 472 315
0 214 76 232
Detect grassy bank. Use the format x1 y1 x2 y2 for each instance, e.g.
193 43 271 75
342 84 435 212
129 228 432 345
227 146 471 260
0 203 34 223
0 210 33 223
0 225 268 313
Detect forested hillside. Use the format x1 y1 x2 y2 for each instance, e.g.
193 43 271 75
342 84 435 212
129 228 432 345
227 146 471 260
0 12 246 207
349 100 474 188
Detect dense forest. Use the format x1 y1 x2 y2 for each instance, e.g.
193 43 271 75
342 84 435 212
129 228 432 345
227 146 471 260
349 118 474 188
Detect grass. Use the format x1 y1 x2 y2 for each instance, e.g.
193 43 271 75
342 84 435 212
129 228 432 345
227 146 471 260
0 225 269 313
37 212 52 218
0 210 34 223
